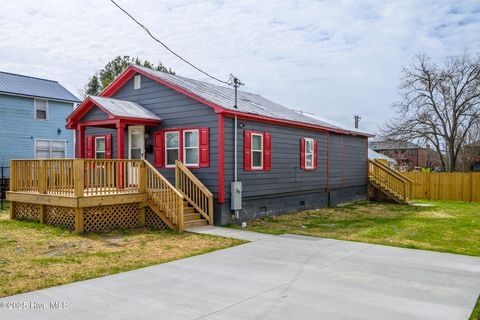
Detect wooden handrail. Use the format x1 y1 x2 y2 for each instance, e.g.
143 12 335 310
145 160 184 231
370 159 413 183
175 160 213 225
369 159 411 203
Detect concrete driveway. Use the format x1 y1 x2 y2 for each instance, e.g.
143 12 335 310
1 227 479 320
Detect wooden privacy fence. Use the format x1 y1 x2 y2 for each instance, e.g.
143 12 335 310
402 172 480 202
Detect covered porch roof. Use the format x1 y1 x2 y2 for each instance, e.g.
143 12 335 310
66 96 162 159
66 96 162 129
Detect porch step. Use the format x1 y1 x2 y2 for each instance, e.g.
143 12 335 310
184 219 208 228
183 206 196 214
184 212 201 221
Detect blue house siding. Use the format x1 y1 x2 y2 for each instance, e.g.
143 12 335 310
0 93 75 172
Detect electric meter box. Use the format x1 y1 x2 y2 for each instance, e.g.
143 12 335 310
231 181 242 210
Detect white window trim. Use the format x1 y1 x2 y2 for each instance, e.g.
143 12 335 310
304 138 315 169
34 139 67 159
251 133 264 170
165 131 180 168
134 75 141 90
95 136 106 159
183 129 199 166
34 98 49 120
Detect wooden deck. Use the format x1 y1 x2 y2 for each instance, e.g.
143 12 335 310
7 159 213 233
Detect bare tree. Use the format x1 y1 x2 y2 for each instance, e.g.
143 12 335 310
383 54 480 171
457 123 480 171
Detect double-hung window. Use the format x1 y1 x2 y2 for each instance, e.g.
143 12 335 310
34 99 48 120
154 128 209 168
183 130 199 166
165 131 180 167
305 138 314 169
95 137 106 159
35 139 66 159
300 137 317 170
251 133 263 169
244 130 271 171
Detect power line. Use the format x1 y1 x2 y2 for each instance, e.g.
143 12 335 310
109 0 232 85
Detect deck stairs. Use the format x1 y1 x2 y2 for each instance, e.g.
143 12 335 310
368 159 412 204
145 160 213 231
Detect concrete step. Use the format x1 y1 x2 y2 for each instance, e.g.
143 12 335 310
184 212 201 221
184 219 208 228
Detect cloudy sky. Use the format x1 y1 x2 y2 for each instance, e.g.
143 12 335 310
1 0 479 133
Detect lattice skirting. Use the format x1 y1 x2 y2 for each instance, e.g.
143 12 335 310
145 206 168 230
14 202 41 222
46 206 75 230
83 203 141 232
368 183 397 204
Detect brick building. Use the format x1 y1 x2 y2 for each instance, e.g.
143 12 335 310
369 140 440 171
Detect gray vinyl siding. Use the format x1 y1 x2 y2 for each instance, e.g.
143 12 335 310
110 76 220 199
343 135 367 187
75 72 367 217
328 134 343 189
223 118 329 200
83 106 108 121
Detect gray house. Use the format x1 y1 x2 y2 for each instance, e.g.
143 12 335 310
66 65 369 225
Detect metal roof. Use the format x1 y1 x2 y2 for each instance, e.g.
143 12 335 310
90 96 161 120
369 140 421 150
368 148 396 164
0 71 80 103
135 66 358 133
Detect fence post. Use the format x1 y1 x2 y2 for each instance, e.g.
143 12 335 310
470 172 474 202
74 159 85 197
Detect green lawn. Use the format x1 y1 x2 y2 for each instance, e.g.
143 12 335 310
231 200 480 319
236 200 480 256
0 201 245 297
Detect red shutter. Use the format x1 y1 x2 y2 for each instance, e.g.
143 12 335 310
300 138 306 170
86 135 94 159
154 131 165 167
313 139 318 170
244 130 252 171
263 132 271 171
105 134 112 159
199 128 210 167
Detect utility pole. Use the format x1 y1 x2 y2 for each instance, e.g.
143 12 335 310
354 114 361 129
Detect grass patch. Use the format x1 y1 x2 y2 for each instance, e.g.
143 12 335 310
471 296 480 320
0 212 245 297
234 200 480 256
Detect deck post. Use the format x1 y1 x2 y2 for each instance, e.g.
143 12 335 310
74 159 85 197
38 160 47 194
178 198 184 232
39 205 46 224
74 208 84 233
208 196 214 225
138 161 146 193
9 201 15 220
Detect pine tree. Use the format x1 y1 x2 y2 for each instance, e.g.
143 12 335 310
81 56 175 97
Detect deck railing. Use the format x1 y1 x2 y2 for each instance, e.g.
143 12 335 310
368 159 412 203
10 159 144 197
175 160 213 225
145 161 184 231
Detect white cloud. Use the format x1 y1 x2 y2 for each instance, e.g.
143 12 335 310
0 0 479 133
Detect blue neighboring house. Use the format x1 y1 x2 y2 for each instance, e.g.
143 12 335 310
0 71 81 174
